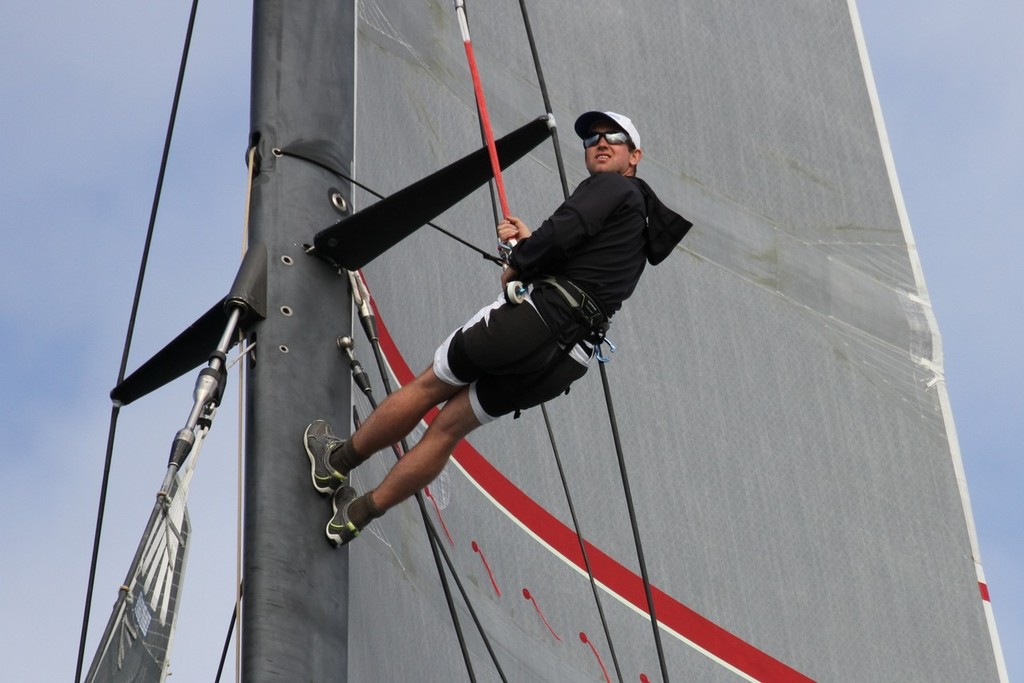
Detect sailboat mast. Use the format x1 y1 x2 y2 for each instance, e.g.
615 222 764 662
244 2 356 680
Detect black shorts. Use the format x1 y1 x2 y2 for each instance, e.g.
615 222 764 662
433 296 589 423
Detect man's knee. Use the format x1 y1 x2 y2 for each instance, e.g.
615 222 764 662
432 388 482 440
413 365 462 403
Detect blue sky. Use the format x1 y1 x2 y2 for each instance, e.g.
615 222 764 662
1 1 1019 681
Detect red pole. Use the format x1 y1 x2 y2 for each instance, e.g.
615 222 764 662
455 1 511 221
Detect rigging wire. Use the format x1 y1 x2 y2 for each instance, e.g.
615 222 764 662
538 405 625 682
599 367 671 683
512 1 625 681
351 402 483 683
343 274 510 680
273 147 502 266
513 1 671 679
450 1 635 679
74 1 202 680
446 24 613 668
514 0 570 201
214 589 239 683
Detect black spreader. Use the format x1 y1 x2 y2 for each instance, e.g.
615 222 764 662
110 244 267 406
313 116 551 269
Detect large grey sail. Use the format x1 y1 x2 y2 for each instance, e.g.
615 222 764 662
332 1 1005 681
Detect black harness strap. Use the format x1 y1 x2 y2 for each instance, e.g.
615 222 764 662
535 276 609 345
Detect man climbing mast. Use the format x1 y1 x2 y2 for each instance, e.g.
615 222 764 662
304 111 691 546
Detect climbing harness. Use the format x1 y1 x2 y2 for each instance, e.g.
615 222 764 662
538 276 608 337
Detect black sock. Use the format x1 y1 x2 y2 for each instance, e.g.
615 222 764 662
329 440 363 475
348 490 385 530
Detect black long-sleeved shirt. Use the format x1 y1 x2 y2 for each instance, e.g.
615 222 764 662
508 171 649 320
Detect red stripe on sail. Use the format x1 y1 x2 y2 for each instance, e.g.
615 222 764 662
371 297 813 682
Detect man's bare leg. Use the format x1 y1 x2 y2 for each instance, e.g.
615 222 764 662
369 386 481 511
323 366 481 546
349 366 461 458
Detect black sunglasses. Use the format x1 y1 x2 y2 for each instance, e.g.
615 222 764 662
583 130 631 148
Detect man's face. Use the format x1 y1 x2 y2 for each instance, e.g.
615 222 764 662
584 122 642 176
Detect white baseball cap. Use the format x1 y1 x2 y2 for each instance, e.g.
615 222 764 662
574 111 642 150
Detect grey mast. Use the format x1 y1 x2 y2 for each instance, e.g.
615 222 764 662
244 1 355 680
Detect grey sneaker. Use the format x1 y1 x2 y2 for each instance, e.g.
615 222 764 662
303 420 347 494
326 486 360 547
